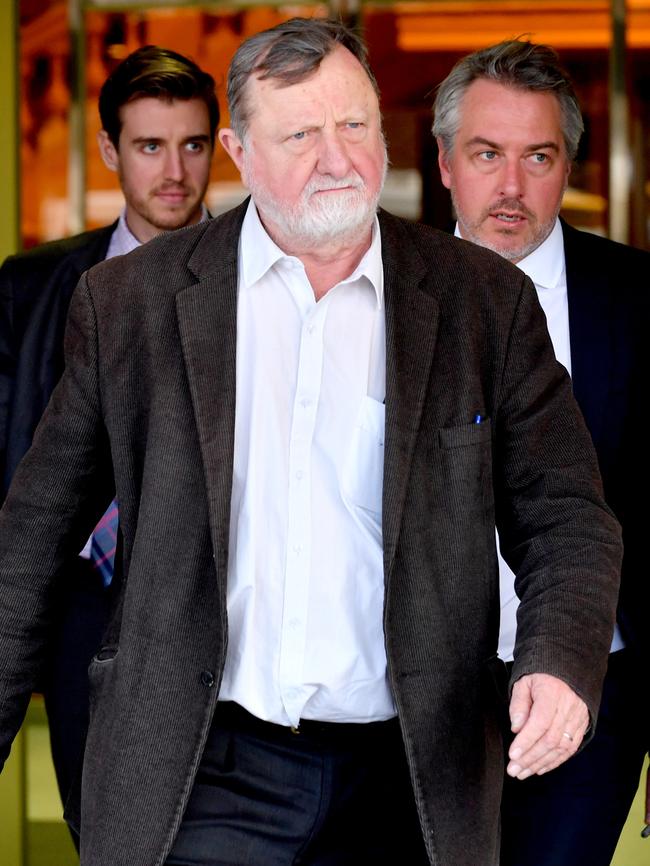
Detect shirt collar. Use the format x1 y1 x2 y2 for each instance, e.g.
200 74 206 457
239 199 384 309
515 219 565 290
454 217 565 290
109 204 210 259
108 210 142 258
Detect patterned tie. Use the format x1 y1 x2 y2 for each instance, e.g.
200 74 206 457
90 498 119 587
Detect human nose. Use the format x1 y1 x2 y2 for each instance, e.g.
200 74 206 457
316 129 353 178
498 158 525 198
163 148 186 182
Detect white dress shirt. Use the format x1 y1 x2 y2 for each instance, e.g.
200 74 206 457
218 201 395 727
454 221 623 660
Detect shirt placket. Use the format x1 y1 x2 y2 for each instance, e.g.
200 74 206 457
279 299 326 727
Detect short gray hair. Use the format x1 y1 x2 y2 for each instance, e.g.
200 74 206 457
432 39 584 160
226 17 379 143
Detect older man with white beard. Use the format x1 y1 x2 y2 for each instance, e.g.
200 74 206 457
0 18 622 866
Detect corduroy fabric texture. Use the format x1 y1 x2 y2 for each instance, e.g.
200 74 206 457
0 204 621 866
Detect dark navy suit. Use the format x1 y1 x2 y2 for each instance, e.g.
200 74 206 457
0 225 115 809
501 220 650 866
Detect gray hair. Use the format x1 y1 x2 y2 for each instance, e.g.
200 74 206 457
432 39 584 160
226 17 379 143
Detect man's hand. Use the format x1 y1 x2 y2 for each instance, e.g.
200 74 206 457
506 673 589 780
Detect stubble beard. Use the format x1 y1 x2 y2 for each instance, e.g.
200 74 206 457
121 170 206 236
142 188 204 232
452 191 561 263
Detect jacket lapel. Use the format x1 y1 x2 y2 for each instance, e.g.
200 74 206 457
174 204 246 567
563 221 613 447
174 205 442 581
380 211 440 578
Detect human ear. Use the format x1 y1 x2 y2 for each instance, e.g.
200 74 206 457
97 129 119 173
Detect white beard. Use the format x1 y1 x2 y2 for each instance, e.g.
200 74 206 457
244 152 387 250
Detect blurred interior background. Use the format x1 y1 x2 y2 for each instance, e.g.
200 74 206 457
0 2 648 864
9 0 650 254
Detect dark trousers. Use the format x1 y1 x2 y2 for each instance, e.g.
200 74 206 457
500 649 648 866
41 558 111 809
166 702 430 866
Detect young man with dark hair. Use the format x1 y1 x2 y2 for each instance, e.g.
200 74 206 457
434 38 649 866
98 44 220 149
0 43 218 813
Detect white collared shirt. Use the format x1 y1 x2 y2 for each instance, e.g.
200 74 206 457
455 221 623 659
218 201 394 727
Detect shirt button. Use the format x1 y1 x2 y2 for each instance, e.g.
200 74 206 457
200 670 215 688
295 470 304 480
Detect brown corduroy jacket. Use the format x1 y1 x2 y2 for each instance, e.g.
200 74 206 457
0 202 622 866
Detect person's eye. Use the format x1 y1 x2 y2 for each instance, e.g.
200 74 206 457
142 142 159 154
478 151 497 161
292 131 307 141
186 141 204 153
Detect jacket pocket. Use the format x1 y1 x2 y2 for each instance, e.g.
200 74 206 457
87 645 119 710
92 645 119 663
65 645 120 833
439 417 491 450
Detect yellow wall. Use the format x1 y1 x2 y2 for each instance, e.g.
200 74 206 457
612 754 650 866
0 0 19 259
0 7 22 861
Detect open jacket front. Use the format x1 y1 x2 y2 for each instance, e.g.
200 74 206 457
0 203 621 866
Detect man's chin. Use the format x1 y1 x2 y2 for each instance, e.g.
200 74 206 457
296 212 375 248
461 224 537 263
146 204 202 233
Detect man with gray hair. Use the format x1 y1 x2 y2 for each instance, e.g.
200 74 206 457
0 20 621 866
433 38 649 866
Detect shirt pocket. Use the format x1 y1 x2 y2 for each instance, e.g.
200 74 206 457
341 396 385 517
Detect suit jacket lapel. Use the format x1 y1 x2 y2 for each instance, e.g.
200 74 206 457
380 211 440 578
563 220 613 447
175 204 442 580
174 204 246 566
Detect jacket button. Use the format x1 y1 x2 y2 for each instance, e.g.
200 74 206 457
200 670 215 688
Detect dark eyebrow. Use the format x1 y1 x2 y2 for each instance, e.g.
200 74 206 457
130 134 211 145
525 141 560 153
182 134 211 144
464 136 560 153
465 136 501 150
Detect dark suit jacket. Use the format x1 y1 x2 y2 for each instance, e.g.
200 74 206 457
0 204 622 866
562 220 649 664
0 224 115 499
